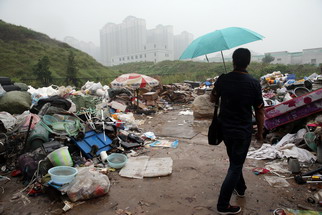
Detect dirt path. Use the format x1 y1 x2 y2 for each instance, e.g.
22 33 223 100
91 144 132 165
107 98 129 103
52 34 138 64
0 106 321 215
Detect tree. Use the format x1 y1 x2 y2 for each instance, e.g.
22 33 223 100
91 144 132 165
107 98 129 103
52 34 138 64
66 51 78 87
262 54 275 64
33 56 52 86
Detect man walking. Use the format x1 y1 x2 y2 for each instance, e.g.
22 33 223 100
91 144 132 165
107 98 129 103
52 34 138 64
211 48 264 214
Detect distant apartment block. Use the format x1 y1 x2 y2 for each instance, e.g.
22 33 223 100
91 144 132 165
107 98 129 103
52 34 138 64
174 31 194 60
265 48 322 65
64 36 100 62
208 48 322 66
100 16 193 66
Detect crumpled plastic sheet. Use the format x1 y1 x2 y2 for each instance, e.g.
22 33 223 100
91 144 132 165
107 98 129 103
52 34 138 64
28 85 59 97
247 143 316 163
275 133 297 148
264 176 290 187
143 132 156 140
15 111 41 132
294 128 307 145
81 81 110 98
0 112 16 131
265 160 291 174
117 112 144 127
0 84 5 97
247 144 281 160
28 85 77 104
178 110 193 115
269 130 311 148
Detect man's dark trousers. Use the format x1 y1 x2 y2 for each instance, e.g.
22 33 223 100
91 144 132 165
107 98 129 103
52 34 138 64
217 135 251 209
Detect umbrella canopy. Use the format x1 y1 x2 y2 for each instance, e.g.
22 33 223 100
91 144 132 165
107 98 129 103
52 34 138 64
110 73 159 89
180 27 264 60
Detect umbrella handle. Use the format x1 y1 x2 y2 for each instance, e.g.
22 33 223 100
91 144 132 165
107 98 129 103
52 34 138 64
136 89 139 109
205 55 209 63
221 51 227 73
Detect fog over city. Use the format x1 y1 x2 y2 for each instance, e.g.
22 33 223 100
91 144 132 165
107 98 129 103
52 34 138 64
1 0 321 55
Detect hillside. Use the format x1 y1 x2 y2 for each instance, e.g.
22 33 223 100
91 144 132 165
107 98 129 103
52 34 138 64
0 20 119 86
111 60 231 84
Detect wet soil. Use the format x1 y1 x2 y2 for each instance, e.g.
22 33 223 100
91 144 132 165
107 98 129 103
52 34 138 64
1 105 321 215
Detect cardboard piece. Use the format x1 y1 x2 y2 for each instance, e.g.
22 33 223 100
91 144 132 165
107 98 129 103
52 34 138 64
146 100 156 106
109 101 127 112
119 156 173 179
144 157 173 177
119 156 149 179
143 92 158 101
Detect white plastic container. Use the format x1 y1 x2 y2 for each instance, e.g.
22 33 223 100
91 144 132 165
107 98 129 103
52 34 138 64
47 146 73 166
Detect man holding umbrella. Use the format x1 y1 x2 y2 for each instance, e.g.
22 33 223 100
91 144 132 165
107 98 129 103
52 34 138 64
211 48 264 214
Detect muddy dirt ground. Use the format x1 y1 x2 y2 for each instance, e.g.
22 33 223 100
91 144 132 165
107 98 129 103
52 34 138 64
1 105 322 215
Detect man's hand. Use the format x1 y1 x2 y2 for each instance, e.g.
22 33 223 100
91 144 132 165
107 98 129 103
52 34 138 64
255 131 264 143
210 86 217 103
254 105 265 148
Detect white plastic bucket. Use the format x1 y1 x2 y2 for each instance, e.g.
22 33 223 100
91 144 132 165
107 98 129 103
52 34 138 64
47 146 73 166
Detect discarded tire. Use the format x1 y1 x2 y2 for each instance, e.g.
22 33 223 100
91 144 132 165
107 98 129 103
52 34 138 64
2 85 21 92
0 77 12 86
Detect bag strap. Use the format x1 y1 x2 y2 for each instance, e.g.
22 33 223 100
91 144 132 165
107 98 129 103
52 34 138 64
213 95 219 119
213 74 224 119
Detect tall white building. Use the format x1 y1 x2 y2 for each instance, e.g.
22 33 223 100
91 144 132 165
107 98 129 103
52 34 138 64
174 31 194 59
100 16 193 66
100 16 147 66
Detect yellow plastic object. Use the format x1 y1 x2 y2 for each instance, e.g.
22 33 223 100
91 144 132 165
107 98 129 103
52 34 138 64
111 113 119 120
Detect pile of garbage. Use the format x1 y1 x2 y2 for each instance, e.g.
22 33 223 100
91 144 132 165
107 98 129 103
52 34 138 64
245 71 322 210
191 71 322 190
0 76 182 211
189 71 322 211
0 70 321 211
260 71 322 106
160 83 197 103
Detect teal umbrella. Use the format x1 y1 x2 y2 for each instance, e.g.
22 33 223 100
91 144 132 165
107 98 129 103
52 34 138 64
180 27 264 72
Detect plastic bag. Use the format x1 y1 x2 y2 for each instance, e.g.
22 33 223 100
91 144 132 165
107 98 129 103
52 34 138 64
57 86 74 97
88 82 103 94
15 111 41 132
27 85 59 98
0 112 16 131
81 81 94 91
118 112 136 124
96 88 105 97
264 176 290 188
0 91 32 114
0 84 5 97
66 167 110 202
66 99 77 113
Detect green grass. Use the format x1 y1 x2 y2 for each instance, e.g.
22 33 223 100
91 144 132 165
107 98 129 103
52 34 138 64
0 20 120 87
112 60 320 84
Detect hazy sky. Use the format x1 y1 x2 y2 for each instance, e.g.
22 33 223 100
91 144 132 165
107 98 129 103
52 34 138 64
1 0 322 54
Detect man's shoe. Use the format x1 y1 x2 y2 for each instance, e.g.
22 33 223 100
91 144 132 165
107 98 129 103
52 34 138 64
217 205 241 214
233 189 245 198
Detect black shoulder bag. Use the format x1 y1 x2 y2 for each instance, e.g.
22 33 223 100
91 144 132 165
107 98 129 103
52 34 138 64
208 85 223 145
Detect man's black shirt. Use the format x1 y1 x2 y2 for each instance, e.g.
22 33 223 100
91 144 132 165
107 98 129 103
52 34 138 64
215 71 263 139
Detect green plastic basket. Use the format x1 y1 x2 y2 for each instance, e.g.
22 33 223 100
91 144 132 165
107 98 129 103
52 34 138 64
42 115 59 126
304 132 317 152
